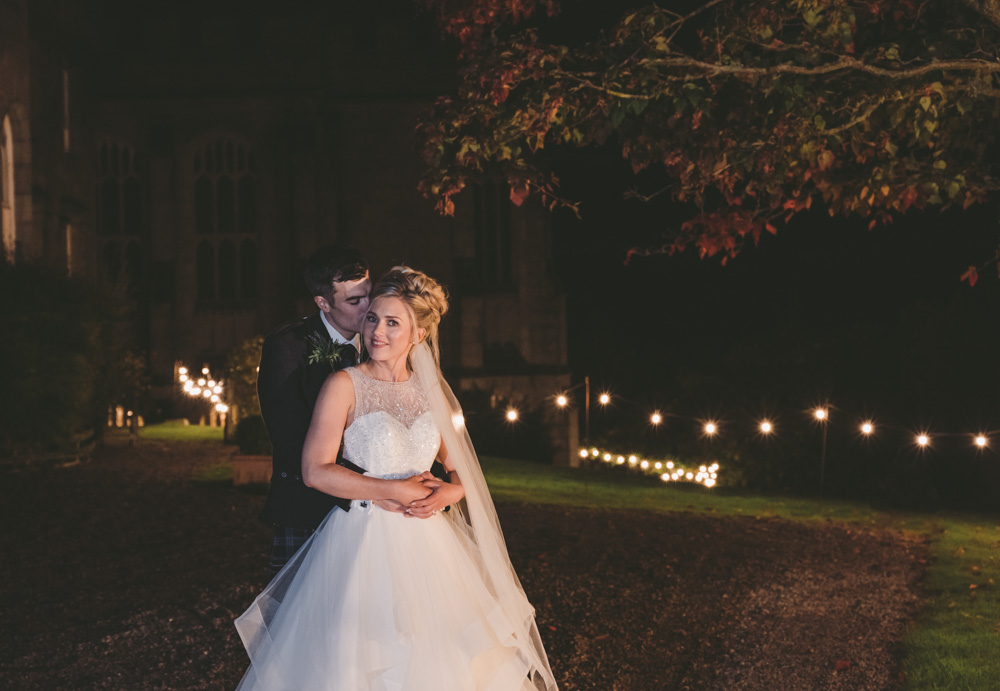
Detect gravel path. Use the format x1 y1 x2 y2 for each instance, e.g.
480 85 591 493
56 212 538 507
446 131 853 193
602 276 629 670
0 439 927 690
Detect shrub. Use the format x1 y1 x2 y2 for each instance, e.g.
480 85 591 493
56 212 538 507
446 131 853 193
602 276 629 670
235 415 272 455
456 388 554 463
224 335 264 424
0 261 133 457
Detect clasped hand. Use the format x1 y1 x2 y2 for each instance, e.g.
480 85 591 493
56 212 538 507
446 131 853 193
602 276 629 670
375 472 463 518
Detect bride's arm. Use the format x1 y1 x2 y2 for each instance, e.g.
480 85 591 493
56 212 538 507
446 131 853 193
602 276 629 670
405 438 466 517
302 372 433 505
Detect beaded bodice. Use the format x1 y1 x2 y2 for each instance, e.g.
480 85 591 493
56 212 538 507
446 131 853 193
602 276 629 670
342 367 440 479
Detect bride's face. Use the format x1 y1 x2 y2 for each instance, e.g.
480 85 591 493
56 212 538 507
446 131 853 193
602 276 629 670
363 296 425 363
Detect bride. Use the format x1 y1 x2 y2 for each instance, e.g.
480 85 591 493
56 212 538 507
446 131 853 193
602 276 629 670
234 267 557 690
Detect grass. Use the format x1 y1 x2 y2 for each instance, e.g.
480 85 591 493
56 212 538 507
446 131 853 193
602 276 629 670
138 420 225 442
481 456 1000 690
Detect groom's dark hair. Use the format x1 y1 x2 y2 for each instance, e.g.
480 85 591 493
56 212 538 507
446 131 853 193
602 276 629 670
303 244 369 300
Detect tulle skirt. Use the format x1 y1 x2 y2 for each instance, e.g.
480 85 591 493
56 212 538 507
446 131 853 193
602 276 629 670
235 505 536 691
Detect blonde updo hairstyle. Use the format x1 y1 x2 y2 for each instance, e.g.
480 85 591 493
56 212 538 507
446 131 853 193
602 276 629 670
366 266 449 367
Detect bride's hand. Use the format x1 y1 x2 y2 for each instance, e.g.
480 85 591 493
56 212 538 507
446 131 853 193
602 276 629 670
405 478 465 519
391 475 434 505
373 499 406 513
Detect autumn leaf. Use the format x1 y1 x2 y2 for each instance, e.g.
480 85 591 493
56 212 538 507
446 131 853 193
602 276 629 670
834 660 851 672
509 184 531 206
960 266 978 287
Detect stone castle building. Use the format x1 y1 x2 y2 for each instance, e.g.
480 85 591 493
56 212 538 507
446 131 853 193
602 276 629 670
0 0 577 463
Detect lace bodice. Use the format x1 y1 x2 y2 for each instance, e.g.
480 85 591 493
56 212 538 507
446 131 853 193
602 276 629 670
342 367 440 479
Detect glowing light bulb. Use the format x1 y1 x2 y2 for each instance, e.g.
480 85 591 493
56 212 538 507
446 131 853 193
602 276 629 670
579 449 589 458
975 435 988 448
591 448 599 457
598 393 610 405
215 403 229 413
705 478 716 488
861 421 874 435
556 395 568 407
685 472 694 480
651 412 662 425
183 380 194 391
179 373 188 383
213 385 222 394
191 387 202 395
506 409 518 422
814 408 828 421
616 456 625 465
211 395 219 403
178 367 188 375
640 460 649 469
202 389 212 398
704 421 717 435
603 453 612 461
660 473 670 481
759 420 773 434
654 462 662 470
197 378 206 386
917 434 929 447
628 455 638 464
207 380 216 388
202 367 209 375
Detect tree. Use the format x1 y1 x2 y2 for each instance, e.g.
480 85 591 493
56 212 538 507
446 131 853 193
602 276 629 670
417 0 1000 276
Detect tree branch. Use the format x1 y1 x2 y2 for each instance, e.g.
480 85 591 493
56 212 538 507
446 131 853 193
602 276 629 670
646 55 1000 79
957 0 1000 32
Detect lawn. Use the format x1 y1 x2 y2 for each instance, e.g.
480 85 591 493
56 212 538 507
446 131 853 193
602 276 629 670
480 456 1000 690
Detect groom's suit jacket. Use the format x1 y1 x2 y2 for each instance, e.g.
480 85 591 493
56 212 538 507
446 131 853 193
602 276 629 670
257 312 362 530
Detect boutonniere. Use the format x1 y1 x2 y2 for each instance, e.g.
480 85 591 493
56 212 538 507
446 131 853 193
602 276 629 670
306 332 356 371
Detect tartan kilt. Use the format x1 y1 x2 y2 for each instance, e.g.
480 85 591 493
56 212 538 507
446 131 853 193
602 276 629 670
269 525 315 576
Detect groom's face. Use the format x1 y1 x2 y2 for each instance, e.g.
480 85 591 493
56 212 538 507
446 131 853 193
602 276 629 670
315 272 371 339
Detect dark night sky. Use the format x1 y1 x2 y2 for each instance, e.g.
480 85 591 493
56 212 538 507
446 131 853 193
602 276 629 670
552 144 1000 436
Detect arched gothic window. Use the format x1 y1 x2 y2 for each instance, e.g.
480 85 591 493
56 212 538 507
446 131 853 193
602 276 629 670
193 136 257 303
95 139 143 287
1 115 15 263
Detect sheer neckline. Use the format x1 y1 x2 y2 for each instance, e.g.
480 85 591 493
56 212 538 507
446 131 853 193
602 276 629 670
354 365 414 385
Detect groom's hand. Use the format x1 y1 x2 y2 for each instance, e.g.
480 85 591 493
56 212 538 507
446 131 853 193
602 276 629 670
405 477 464 519
373 499 407 513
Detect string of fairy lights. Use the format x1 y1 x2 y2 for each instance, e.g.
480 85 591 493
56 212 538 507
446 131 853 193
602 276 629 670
176 365 229 415
503 388 999 490
505 391 996 451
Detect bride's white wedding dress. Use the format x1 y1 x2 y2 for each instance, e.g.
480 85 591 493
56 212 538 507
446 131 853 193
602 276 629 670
235 367 542 690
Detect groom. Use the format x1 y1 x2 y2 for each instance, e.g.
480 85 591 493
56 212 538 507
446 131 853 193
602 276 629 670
257 245 372 574
258 245 459 574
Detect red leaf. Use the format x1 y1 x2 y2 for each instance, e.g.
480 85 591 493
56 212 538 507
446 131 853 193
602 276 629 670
960 266 979 287
509 184 530 207
834 660 851 672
